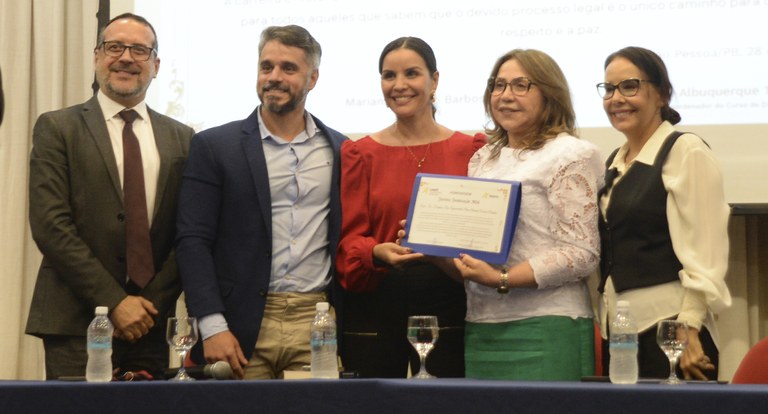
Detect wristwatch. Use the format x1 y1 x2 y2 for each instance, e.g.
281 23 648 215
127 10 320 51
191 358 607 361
497 269 510 294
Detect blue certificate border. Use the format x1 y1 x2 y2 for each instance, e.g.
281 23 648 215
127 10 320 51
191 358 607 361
401 173 521 264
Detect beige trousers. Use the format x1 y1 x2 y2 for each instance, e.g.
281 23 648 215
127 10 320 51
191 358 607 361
244 292 331 379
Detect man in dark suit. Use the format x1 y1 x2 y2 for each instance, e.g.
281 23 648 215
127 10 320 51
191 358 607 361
176 25 346 379
26 13 194 379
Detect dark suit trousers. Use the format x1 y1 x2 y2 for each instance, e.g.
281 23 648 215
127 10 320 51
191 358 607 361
42 321 169 380
601 323 719 380
341 262 466 378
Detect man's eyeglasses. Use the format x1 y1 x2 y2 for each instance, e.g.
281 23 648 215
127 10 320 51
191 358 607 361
596 78 648 100
98 41 156 61
488 76 536 97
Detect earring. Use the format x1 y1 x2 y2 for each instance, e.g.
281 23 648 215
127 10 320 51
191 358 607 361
431 91 436 103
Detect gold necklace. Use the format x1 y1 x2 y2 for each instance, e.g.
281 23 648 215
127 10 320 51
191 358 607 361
404 142 431 168
393 124 433 168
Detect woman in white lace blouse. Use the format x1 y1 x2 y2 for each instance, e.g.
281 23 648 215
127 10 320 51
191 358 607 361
452 49 604 380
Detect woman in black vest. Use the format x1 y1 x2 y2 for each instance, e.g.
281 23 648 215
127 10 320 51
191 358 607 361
596 47 731 381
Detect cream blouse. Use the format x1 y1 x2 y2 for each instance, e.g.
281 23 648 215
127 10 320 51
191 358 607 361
598 121 731 343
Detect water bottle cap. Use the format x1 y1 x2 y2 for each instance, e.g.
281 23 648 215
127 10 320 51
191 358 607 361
616 300 630 309
95 306 109 315
316 302 330 312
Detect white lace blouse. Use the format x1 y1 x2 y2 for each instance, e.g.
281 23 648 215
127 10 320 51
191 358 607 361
465 133 604 323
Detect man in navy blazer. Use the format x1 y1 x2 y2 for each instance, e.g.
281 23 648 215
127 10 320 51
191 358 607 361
176 25 347 379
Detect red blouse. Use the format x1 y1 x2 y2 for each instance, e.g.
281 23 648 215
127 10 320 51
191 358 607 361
336 131 487 292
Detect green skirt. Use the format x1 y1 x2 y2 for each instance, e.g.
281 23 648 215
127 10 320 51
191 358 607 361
465 316 594 381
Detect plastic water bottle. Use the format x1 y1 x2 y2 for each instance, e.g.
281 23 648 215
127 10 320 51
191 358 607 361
86 306 114 382
609 300 638 384
310 302 339 379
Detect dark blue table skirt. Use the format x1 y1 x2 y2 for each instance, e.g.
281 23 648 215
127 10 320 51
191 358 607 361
1 378 767 414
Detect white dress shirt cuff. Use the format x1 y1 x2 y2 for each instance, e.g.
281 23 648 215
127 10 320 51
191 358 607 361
677 289 708 331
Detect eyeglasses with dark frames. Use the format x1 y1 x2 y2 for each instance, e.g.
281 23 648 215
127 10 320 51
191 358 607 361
488 76 536 97
596 78 648 100
98 41 156 61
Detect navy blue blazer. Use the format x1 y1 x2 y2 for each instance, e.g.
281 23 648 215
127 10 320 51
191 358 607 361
175 107 347 362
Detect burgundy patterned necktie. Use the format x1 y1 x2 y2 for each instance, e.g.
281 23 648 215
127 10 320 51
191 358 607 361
119 109 154 288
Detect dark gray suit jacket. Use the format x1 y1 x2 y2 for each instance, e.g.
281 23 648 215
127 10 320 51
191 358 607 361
25 96 194 338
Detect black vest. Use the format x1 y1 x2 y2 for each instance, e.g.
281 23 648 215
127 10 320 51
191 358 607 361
598 131 684 293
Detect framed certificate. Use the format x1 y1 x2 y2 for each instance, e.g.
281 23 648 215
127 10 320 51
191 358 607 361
401 173 521 264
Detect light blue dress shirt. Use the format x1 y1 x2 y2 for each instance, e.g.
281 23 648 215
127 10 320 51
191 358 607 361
260 110 333 293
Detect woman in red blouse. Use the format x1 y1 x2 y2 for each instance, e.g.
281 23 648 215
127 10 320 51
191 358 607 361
336 37 485 378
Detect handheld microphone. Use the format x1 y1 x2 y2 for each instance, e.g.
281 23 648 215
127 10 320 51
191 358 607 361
164 361 234 380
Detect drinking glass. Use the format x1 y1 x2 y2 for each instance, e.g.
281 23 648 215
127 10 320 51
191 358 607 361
166 317 199 381
407 315 439 379
656 319 689 384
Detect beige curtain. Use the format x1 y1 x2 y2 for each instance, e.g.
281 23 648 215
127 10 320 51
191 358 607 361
717 216 768 380
0 0 98 380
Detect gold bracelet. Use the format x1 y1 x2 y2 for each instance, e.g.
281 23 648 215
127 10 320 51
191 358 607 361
497 269 510 294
